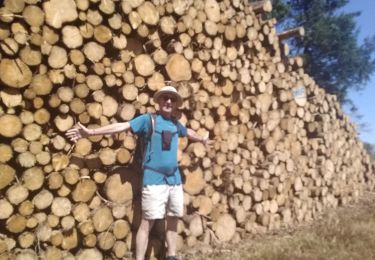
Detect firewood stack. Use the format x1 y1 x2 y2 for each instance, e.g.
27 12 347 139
0 0 374 259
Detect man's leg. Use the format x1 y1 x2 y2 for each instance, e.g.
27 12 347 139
165 216 178 257
165 185 183 258
138 185 169 260
136 218 155 260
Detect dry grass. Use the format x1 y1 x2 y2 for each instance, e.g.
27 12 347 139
181 192 375 260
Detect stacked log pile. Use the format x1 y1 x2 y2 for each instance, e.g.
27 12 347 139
0 0 374 259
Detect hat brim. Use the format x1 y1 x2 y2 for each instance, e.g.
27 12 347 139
153 90 183 107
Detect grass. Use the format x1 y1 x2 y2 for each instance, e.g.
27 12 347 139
181 192 375 260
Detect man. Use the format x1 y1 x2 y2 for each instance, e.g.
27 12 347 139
66 85 211 260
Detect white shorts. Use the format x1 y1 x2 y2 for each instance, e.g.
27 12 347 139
141 185 183 220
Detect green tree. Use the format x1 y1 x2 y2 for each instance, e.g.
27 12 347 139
363 142 375 160
270 0 375 103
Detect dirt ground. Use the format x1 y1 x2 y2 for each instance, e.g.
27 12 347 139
179 191 375 260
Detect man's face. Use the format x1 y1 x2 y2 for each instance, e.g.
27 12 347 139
158 94 178 114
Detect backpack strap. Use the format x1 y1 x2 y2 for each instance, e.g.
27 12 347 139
150 113 156 136
144 112 156 141
143 113 156 165
144 165 178 177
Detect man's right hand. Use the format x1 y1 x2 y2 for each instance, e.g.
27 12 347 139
65 122 91 142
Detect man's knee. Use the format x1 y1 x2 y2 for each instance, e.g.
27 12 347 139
138 218 155 233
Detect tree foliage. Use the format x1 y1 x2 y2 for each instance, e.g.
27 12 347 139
270 0 375 103
363 142 375 160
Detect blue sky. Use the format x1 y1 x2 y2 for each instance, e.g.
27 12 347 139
341 0 375 144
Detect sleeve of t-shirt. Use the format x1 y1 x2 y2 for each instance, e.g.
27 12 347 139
177 121 187 137
129 114 149 135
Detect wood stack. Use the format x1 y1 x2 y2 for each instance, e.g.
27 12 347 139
0 0 374 259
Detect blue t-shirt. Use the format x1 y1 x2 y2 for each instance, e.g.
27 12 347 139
129 113 187 186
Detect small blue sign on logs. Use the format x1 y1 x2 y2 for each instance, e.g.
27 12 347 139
292 85 306 106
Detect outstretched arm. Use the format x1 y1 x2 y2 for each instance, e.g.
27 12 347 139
66 122 131 142
186 128 213 145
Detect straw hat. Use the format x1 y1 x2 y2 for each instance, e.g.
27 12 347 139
153 86 183 107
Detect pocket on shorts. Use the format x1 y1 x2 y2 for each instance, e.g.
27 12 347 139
142 185 169 219
166 185 184 217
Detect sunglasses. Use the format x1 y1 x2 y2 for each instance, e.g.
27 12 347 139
161 95 177 102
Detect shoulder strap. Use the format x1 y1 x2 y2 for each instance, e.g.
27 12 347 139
149 113 156 137
143 113 156 165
